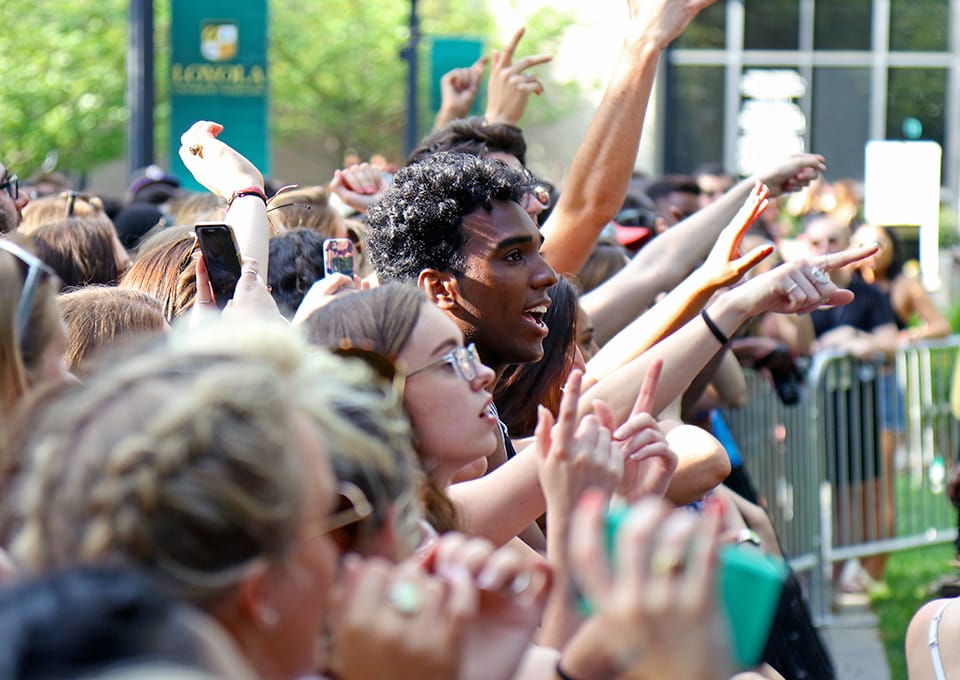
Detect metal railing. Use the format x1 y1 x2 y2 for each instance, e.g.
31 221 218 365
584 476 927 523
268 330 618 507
721 337 960 621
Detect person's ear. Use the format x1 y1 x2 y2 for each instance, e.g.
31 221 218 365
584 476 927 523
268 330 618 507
417 269 459 311
233 562 281 630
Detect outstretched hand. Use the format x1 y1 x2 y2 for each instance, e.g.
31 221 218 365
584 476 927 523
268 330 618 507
702 181 774 288
440 56 489 121
484 27 553 126
594 359 678 501
729 243 881 317
565 492 731 680
329 162 387 214
755 153 826 198
626 0 719 50
535 370 624 514
178 120 263 199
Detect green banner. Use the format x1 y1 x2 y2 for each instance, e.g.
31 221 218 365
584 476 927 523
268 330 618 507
430 37 485 117
169 0 269 190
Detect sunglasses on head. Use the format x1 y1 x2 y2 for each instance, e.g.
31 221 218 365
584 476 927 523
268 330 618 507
306 480 374 538
0 240 57 345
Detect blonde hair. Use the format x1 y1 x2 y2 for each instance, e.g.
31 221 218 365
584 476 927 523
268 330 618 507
9 321 391 605
19 192 107 232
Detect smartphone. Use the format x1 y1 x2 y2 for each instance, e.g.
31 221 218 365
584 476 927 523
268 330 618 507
598 508 787 669
195 224 242 310
323 238 355 278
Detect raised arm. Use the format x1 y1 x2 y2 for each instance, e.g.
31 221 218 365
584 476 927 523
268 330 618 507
539 0 717 276
581 243 880 424
432 56 489 131
178 121 269 277
484 27 553 126
582 154 825 345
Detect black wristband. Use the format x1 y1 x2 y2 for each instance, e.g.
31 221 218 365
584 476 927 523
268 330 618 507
700 308 729 345
556 664 582 680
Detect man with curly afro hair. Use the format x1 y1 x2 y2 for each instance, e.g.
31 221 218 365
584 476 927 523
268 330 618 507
365 151 557 377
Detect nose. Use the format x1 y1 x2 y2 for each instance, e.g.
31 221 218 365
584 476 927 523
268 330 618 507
473 361 496 392
14 193 29 213
533 255 558 290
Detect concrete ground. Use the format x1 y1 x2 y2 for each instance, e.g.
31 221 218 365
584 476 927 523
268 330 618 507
820 596 891 680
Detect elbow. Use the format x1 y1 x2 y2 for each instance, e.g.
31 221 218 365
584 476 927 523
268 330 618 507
664 425 731 505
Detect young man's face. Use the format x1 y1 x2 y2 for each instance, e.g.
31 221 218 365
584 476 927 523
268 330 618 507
445 199 558 373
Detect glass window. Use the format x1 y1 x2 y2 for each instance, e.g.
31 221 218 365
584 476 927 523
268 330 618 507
890 0 948 51
814 0 871 50
664 65 724 174
674 1 726 49
744 0 799 50
886 67 946 152
811 68 870 180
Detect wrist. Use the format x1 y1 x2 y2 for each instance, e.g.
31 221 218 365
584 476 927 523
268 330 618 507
705 294 751 339
227 186 267 210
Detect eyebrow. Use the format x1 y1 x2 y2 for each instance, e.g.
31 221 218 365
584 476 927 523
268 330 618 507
495 233 544 251
429 338 458 357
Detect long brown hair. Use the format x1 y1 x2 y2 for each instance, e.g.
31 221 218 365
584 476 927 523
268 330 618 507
119 229 197 322
305 283 462 533
495 277 579 437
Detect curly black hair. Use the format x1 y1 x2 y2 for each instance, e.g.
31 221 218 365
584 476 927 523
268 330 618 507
365 152 533 282
405 116 528 167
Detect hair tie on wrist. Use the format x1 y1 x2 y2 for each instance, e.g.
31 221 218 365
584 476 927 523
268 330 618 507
701 308 729 345
227 186 267 210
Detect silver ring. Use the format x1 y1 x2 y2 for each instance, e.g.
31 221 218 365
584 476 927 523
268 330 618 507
784 283 799 295
241 268 258 278
388 581 422 616
809 266 830 284
509 571 531 595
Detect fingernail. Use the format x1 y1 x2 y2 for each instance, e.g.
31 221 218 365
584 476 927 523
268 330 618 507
704 495 725 519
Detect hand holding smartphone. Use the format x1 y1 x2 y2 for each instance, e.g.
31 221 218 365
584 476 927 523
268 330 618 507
195 224 243 310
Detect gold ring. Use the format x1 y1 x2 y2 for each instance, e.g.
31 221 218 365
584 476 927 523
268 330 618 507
188 144 202 156
650 548 684 577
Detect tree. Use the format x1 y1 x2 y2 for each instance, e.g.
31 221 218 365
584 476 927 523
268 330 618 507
0 0 128 175
0 0 575 178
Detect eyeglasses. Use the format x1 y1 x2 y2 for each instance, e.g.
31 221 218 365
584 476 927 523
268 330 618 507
0 240 57 345
0 174 18 201
307 481 374 537
408 343 481 383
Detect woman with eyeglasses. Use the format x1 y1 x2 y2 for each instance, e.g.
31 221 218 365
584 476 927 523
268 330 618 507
7 319 508 680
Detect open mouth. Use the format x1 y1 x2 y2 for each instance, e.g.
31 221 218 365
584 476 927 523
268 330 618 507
523 304 548 330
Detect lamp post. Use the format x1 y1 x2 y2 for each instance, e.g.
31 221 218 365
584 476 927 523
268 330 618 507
401 0 420 154
127 0 155 174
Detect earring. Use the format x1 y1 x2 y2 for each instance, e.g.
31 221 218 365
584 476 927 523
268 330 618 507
260 606 279 627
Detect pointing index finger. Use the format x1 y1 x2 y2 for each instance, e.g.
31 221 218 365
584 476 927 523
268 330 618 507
824 244 880 270
631 359 663 417
500 26 526 66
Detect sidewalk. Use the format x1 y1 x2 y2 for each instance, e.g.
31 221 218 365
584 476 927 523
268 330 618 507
820 595 891 680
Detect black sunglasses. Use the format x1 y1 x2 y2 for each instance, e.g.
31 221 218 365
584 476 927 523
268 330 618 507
0 174 18 201
0 240 57 345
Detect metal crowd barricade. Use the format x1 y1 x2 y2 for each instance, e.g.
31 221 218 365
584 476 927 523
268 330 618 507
722 337 960 622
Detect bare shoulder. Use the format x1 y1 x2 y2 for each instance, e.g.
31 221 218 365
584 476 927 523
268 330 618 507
906 598 957 679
